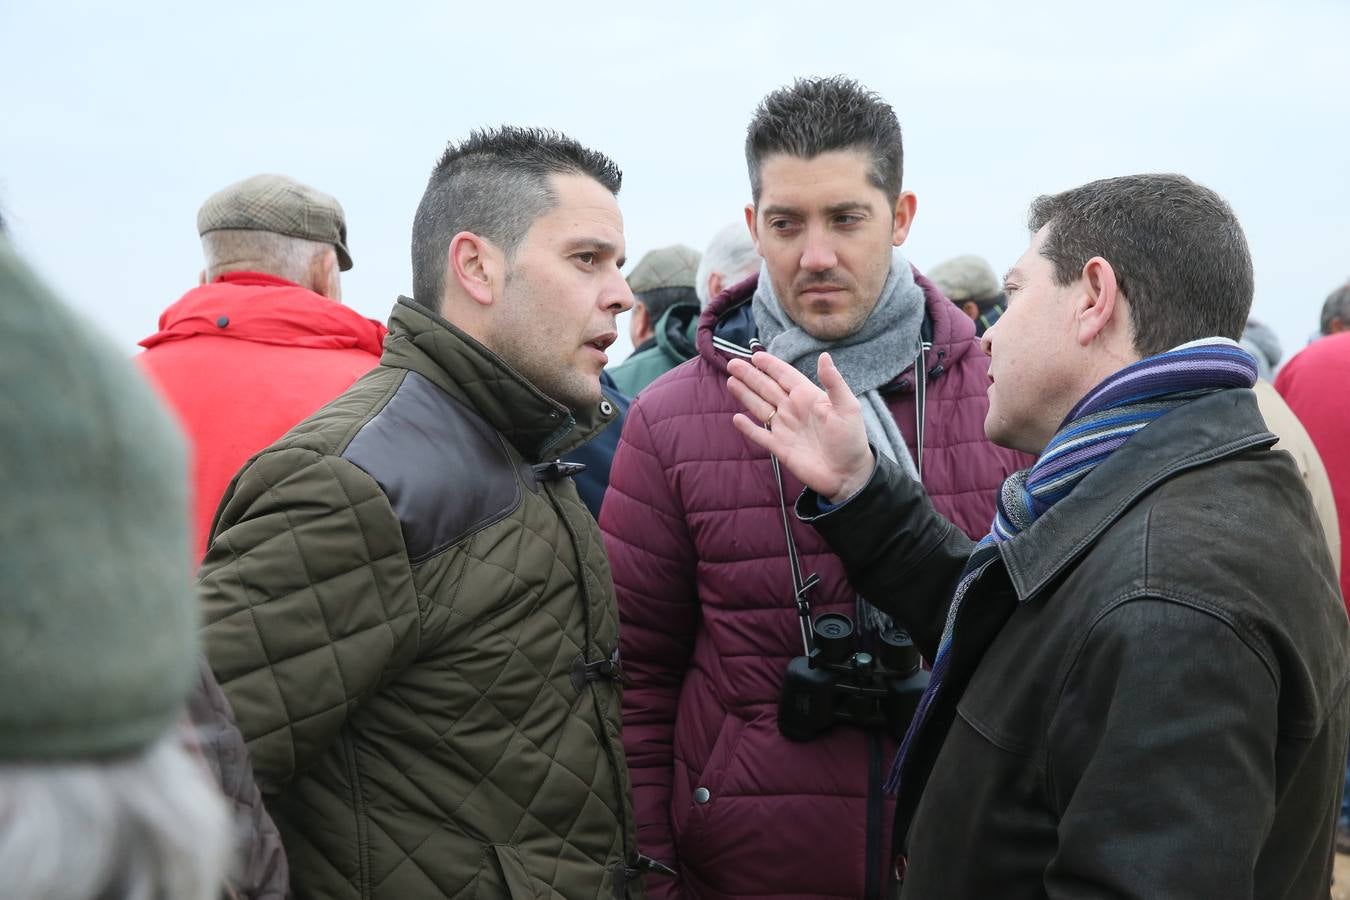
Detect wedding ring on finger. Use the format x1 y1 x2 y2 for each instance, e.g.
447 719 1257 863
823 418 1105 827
765 408 777 429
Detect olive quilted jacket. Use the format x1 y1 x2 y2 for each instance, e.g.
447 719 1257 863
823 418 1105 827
200 297 644 900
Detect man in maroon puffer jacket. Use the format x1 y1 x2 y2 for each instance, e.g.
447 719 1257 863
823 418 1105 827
601 76 1030 900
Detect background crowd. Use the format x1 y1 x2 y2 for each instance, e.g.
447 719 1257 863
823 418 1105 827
2 4 1348 899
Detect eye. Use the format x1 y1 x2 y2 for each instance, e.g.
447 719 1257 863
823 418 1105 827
834 214 863 226
768 218 799 234
574 252 597 266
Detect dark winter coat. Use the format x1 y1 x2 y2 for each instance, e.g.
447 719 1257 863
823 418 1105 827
805 388 1350 898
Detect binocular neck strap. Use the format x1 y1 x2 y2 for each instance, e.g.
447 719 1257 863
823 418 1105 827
772 453 819 657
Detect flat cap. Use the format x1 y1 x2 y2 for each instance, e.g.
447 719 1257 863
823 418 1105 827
627 244 701 295
928 254 1000 303
198 174 352 271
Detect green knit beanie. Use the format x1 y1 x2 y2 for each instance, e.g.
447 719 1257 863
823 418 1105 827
0 239 196 761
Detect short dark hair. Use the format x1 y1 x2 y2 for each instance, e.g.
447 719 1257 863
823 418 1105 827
1320 281 1350 335
745 76 903 205
1028 174 1253 357
411 126 622 305
636 285 699 324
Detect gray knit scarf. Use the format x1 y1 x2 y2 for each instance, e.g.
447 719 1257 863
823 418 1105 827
753 247 927 630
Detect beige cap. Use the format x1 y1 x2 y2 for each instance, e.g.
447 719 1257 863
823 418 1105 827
197 174 352 271
627 244 701 295
928 254 1000 303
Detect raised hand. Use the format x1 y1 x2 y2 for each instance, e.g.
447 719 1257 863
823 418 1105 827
727 350 875 504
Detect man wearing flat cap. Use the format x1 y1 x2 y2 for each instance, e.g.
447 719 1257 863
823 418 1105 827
928 253 1006 336
608 243 702 395
139 173 387 561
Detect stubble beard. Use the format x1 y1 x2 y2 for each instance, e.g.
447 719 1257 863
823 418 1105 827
492 275 600 413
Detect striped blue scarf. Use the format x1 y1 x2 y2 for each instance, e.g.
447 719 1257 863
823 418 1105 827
884 337 1259 793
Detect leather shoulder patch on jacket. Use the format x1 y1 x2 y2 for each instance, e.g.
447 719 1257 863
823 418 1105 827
342 370 521 562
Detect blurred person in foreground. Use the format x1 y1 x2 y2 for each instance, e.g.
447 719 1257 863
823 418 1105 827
928 253 1005 336
727 173 1350 898
138 174 386 562
198 127 654 899
694 220 761 307
601 76 1028 898
1276 280 1350 852
0 236 231 899
608 244 702 395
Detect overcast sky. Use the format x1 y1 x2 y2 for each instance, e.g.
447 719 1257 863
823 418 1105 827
3 0 1347 369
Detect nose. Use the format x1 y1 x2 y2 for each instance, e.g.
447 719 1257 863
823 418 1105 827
979 319 996 357
605 269 635 314
800 226 837 273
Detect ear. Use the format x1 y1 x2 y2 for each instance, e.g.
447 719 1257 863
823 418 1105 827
961 300 980 321
707 272 725 301
1074 256 1126 347
629 302 650 345
891 191 918 246
448 231 500 308
745 203 760 254
310 248 341 300
1330 318 1347 335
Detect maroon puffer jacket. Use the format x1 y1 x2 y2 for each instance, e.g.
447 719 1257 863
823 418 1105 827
601 271 1031 900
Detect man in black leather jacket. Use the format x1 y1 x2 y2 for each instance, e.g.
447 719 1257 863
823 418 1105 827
726 173 1350 898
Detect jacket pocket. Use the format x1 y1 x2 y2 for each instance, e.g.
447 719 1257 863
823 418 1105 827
674 713 746 858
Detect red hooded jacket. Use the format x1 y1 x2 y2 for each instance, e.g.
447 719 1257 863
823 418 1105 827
139 272 386 560
601 271 1031 899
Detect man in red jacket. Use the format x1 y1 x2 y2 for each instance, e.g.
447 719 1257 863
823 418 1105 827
139 174 387 561
138 174 386 899
601 76 1029 899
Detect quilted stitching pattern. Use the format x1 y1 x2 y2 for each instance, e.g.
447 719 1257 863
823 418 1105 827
202 333 639 899
600 275 1031 899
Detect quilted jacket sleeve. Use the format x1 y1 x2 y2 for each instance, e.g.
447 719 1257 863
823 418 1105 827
600 400 700 899
199 447 420 795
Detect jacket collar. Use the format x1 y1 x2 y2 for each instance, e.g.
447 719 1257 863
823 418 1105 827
140 272 387 354
696 267 978 380
380 297 616 463
998 388 1276 604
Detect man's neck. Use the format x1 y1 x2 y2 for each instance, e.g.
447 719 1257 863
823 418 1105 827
211 270 307 291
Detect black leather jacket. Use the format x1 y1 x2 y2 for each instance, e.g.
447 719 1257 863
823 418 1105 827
803 389 1350 898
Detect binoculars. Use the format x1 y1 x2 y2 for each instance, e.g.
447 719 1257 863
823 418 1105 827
778 613 930 742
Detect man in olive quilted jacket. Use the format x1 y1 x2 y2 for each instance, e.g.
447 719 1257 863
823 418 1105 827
199 127 656 899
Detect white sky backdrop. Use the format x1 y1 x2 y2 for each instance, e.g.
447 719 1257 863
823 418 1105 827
3 0 1347 370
